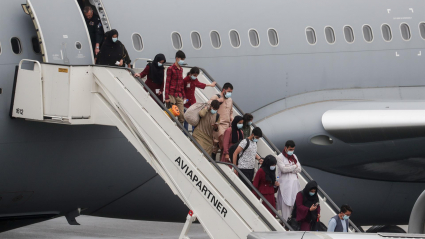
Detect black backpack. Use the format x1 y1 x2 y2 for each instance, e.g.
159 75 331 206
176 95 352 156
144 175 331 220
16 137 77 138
228 138 250 165
216 94 223 105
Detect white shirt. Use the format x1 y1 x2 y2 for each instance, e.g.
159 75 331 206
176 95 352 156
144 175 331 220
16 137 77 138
276 153 302 206
237 139 257 169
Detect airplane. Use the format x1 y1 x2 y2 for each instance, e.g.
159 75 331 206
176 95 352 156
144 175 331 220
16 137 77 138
0 0 424 234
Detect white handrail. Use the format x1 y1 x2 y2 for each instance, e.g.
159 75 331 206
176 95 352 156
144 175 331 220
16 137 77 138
133 58 152 69
19 59 42 73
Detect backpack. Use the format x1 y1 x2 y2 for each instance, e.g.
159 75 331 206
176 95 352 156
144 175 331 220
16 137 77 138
184 103 209 127
216 94 223 105
228 138 250 165
288 200 301 231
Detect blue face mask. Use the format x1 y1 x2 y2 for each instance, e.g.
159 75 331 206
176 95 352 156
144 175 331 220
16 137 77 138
252 138 259 143
190 75 197 80
287 150 294 156
237 123 243 129
225 92 232 98
309 192 315 196
270 166 276 170
343 215 350 220
210 109 217 114
248 121 253 126
158 63 163 67
112 38 118 43
178 60 185 66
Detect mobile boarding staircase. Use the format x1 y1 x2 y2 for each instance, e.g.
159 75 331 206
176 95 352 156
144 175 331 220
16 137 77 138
11 60 361 239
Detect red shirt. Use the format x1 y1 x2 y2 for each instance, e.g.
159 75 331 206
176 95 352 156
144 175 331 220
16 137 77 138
183 76 206 108
165 64 185 100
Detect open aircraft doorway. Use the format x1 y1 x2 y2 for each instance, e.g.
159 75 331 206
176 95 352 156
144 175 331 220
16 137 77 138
25 0 93 64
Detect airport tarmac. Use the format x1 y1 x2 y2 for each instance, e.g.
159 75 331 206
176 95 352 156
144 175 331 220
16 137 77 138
1 215 210 239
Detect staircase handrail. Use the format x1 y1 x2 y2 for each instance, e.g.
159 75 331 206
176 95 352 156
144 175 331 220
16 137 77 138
197 66 362 233
90 64 292 231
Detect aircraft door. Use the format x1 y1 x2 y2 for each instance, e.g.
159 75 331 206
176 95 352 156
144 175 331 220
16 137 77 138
25 0 94 64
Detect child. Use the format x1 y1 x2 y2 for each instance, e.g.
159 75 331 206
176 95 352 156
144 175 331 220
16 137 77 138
252 155 280 216
183 67 216 130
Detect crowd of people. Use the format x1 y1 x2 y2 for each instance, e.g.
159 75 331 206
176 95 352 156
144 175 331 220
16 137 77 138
133 49 354 232
80 3 354 231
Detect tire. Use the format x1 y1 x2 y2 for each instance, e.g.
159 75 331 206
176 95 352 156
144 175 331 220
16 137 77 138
366 225 406 233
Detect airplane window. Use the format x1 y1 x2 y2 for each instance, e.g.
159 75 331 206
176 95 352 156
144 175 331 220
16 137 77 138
172 32 183 50
249 29 260 47
75 41 82 50
11 37 22 54
306 27 316 45
381 24 392 41
344 26 355 43
191 31 202 49
419 23 425 40
400 23 411 41
210 31 221 49
363 25 374 42
229 30 241 48
268 29 279 46
325 27 335 44
132 33 144 51
31 37 41 54
0 42 2 55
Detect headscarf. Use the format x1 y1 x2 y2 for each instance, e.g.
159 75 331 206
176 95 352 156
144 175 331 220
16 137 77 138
148 54 166 84
302 180 319 206
104 29 119 45
261 155 277 186
97 29 126 66
104 30 111 40
283 150 297 164
231 116 244 143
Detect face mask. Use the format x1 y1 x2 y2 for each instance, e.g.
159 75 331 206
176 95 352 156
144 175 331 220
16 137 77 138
210 109 217 114
343 215 350 220
270 166 276 170
190 75 197 80
252 138 258 143
112 38 118 43
237 123 243 129
248 121 253 126
178 60 185 66
158 63 163 67
287 150 294 156
309 192 315 196
225 92 232 98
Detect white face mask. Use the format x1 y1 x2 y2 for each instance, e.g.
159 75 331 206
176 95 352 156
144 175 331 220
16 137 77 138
270 166 276 170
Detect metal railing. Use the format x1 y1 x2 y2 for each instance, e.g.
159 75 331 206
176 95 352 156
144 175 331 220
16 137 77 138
197 66 362 233
133 58 152 69
136 61 360 231
217 161 294 231
128 68 292 231
81 63 289 231
32 61 360 232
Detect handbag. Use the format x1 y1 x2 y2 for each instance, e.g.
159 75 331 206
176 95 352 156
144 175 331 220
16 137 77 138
287 216 300 231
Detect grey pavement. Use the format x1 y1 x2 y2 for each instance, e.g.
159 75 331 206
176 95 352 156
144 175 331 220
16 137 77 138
1 216 210 239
